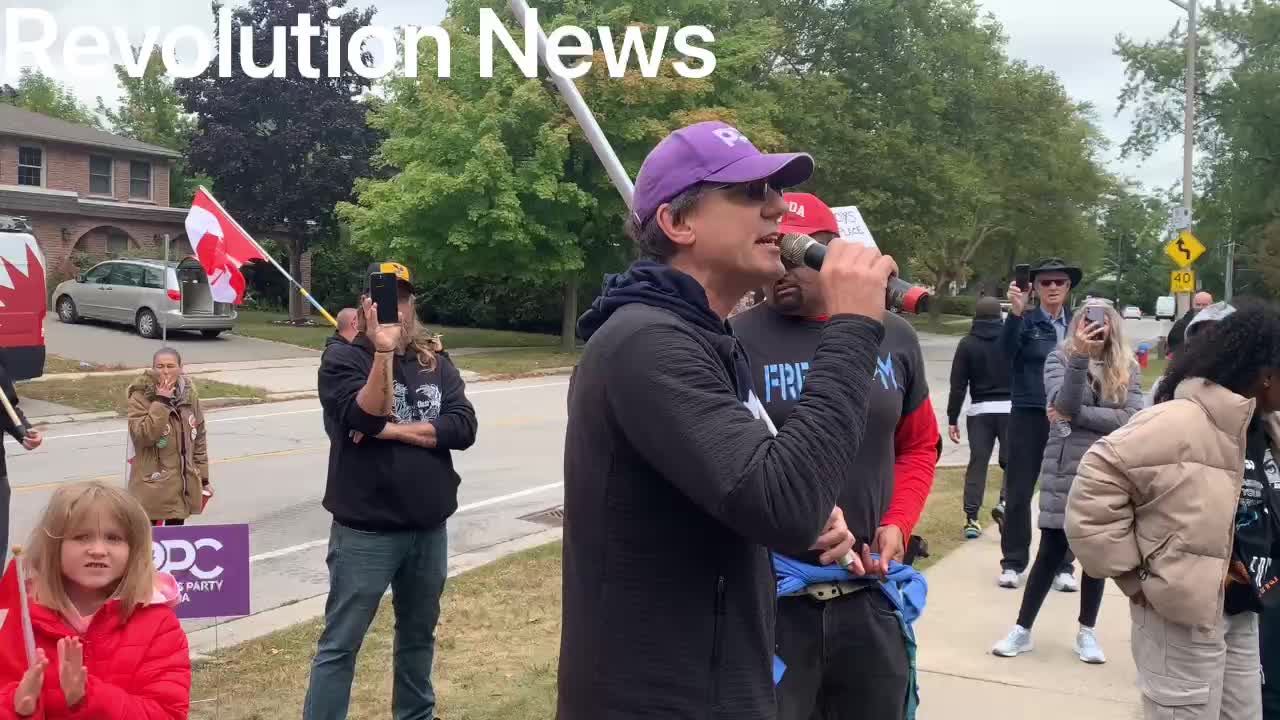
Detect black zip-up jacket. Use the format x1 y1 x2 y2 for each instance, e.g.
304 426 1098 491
947 318 1012 424
1000 306 1071 411
0 362 29 479
317 334 478 532
558 261 885 720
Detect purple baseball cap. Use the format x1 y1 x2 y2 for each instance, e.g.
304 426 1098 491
631 121 815 225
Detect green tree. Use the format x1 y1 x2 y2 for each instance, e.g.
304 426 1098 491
342 0 787 350
345 0 1117 337
1089 187 1173 312
1115 0 1280 299
0 68 101 127
175 0 382 322
768 0 1110 323
97 49 212 206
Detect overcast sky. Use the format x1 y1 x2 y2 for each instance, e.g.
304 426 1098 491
0 0 1190 192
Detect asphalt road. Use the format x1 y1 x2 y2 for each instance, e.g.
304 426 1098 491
9 314 1168 634
6 376 570 633
44 316 318 368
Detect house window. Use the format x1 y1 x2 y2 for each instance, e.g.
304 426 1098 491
129 160 151 200
106 229 130 255
17 146 42 186
89 155 113 195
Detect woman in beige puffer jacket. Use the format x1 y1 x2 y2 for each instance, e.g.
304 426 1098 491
126 348 210 525
1067 301 1280 720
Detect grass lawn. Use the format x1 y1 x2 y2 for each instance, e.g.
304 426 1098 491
42 354 102 374
232 310 562 351
453 348 581 377
18 375 269 415
188 466 993 718
907 313 972 336
1141 354 1167 392
914 466 1000 571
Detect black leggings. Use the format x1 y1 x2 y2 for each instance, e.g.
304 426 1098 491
1016 528 1104 630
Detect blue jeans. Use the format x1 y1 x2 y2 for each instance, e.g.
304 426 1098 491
302 520 448 720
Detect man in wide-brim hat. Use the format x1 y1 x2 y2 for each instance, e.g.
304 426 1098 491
996 257 1082 593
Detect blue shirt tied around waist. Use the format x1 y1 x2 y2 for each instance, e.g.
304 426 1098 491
772 552 927 718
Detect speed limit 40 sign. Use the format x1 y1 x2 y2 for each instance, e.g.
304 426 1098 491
1170 269 1196 294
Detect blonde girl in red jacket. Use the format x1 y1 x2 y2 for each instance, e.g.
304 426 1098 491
0 481 190 719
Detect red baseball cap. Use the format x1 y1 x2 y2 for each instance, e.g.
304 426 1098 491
780 192 839 236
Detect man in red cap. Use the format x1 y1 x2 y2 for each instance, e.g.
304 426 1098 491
733 192 939 719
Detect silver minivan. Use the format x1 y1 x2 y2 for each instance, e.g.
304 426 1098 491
52 257 237 338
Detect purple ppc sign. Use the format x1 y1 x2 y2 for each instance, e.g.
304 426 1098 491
151 523 251 619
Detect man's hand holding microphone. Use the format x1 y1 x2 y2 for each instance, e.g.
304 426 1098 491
816 239 899 322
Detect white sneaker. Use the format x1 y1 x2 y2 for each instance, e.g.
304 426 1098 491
1053 572 1079 593
998 569 1022 588
1075 626 1106 664
993 625 1034 657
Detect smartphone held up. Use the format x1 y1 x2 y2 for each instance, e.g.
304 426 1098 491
368 272 400 325
1084 305 1107 327
1014 264 1031 293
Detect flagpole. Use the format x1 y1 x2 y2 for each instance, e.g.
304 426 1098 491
508 0 634 209
194 187 337 327
11 547 36 667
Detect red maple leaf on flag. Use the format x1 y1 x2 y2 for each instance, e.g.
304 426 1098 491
184 188 267 305
0 557 35 682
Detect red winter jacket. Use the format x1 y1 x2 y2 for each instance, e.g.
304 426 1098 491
0 575 190 719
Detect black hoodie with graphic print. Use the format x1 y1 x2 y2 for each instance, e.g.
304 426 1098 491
318 334 478 532
558 260 886 720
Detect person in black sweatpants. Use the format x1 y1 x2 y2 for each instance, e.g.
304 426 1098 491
997 259 1080 590
947 297 1011 538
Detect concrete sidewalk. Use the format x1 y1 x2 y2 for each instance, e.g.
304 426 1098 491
915 518 1142 719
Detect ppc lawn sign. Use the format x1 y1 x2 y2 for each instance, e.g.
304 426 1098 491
152 524 250 619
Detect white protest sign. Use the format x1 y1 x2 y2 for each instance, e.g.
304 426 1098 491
828 206 878 249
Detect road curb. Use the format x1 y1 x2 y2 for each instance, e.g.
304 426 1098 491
28 410 117 426
185 526 564 662
469 366 575 383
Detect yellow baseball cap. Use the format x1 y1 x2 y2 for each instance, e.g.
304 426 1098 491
366 262 414 292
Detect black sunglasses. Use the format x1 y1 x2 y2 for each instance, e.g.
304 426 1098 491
706 178 784 203
1038 278 1069 288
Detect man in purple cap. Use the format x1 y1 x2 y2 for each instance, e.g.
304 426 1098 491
558 121 899 719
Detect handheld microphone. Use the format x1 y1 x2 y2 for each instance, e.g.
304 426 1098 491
779 233 930 315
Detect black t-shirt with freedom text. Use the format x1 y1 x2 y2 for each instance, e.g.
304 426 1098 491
733 306 929 558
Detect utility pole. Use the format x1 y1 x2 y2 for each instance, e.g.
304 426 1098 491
1116 231 1123 307
1165 0 1197 320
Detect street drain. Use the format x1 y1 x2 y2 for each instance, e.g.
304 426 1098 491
519 505 565 527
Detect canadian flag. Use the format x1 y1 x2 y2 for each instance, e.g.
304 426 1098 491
184 188 266 305
0 556 36 671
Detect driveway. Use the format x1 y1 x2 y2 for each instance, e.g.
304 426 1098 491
44 317 319 368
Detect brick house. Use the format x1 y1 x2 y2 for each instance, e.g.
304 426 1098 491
0 104 313 307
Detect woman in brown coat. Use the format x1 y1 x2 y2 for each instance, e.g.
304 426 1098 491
1067 301 1280 720
126 348 211 525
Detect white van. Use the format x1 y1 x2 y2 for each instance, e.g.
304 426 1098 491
1155 296 1176 321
